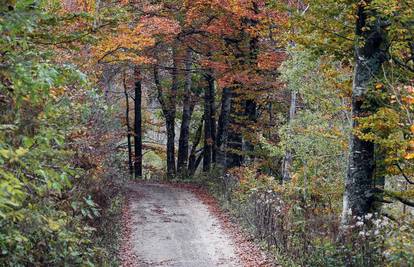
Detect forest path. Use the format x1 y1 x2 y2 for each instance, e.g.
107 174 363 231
122 182 241 267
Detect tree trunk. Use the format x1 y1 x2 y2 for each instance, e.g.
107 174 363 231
165 114 176 178
194 151 204 175
165 48 179 178
203 74 215 171
203 81 213 172
282 90 297 182
226 95 243 168
244 99 257 162
243 2 259 163
177 48 193 174
133 67 143 178
341 3 387 225
153 47 178 179
189 117 203 175
216 87 232 166
123 72 133 175
209 75 217 164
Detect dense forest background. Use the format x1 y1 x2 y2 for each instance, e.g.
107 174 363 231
1 0 414 266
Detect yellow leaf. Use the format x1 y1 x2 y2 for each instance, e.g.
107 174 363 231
48 219 61 231
0 149 10 159
404 152 414 160
15 147 28 157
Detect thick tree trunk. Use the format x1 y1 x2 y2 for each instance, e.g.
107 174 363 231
133 67 143 178
282 90 297 182
123 72 133 175
341 3 387 225
216 87 232 166
177 48 193 174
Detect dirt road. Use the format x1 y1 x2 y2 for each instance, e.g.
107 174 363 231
122 182 242 267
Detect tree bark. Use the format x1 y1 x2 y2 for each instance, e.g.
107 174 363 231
216 87 232 166
203 74 215 172
123 72 133 176
209 75 217 164
243 99 257 162
165 114 176 178
341 3 387 225
153 46 179 179
189 117 203 175
226 95 243 168
166 48 179 178
133 66 143 178
242 2 259 163
282 90 297 182
177 48 193 174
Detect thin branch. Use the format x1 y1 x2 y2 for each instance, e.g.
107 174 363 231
394 163 414 185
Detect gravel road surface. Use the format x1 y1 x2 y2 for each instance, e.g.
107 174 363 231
127 183 241 267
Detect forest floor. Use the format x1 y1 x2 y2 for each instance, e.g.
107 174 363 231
119 181 271 267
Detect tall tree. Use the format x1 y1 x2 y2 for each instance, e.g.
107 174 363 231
153 48 179 178
216 87 232 166
341 2 388 224
177 48 194 174
203 73 215 171
242 1 260 162
281 89 297 182
134 66 143 178
123 71 134 175
227 95 244 168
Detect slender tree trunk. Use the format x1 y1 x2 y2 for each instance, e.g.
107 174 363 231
244 99 257 162
243 2 259 163
153 47 178 179
194 151 204 174
341 3 387 225
203 77 213 171
209 75 217 164
216 87 232 166
165 114 176 178
133 66 143 178
92 0 100 29
189 117 203 175
165 48 179 178
226 95 243 168
177 48 193 174
154 65 176 178
123 72 133 175
282 90 297 182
